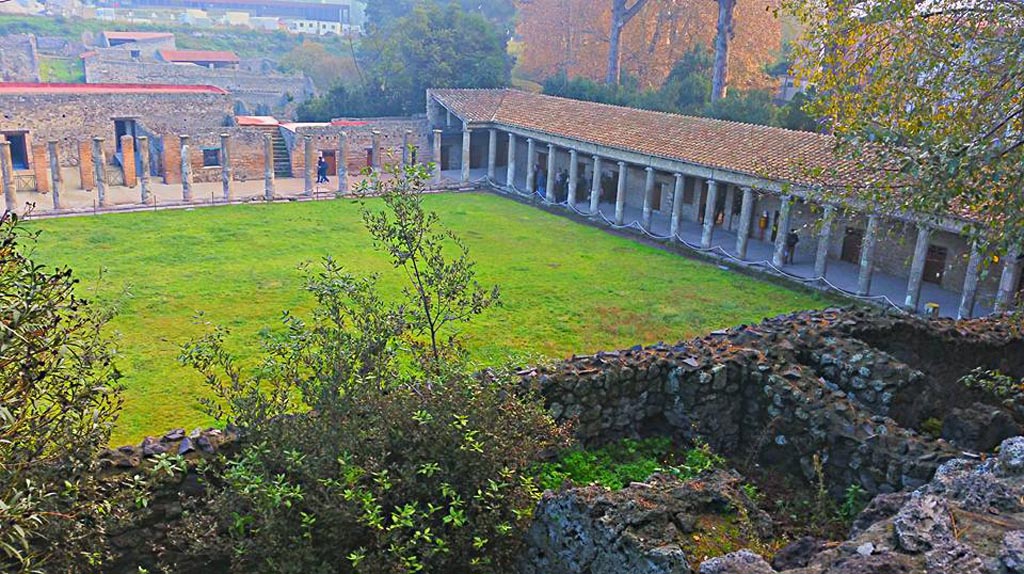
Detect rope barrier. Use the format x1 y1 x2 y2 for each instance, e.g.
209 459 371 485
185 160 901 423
484 177 907 313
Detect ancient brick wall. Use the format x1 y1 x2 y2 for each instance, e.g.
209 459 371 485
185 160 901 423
289 117 432 174
0 34 40 82
183 129 265 184
83 56 314 114
0 91 233 167
519 310 998 497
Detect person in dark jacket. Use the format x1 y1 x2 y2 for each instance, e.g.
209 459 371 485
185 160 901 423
316 157 329 184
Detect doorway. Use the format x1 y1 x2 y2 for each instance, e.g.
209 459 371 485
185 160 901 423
841 227 864 264
923 245 947 284
114 119 138 153
320 150 337 174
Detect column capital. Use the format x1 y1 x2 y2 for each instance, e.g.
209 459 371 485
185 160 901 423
706 178 717 187
617 161 627 167
432 128 442 134
220 132 230 139
527 137 534 143
303 134 312 141
176 134 187 141
593 155 601 161
645 166 654 173
94 136 106 143
48 139 59 144
674 172 684 179
547 143 555 150
569 149 578 156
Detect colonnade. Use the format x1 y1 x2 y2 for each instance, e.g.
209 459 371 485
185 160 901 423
448 124 1022 318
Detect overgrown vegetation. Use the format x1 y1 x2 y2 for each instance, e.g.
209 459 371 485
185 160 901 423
297 1 510 119
171 161 568 573
541 44 817 131
0 213 123 573
534 437 723 491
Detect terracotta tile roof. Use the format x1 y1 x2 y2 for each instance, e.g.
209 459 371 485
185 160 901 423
0 82 229 95
430 89 860 188
103 31 175 42
159 49 240 64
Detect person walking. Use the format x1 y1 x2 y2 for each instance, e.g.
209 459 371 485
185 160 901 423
785 230 799 264
316 156 329 184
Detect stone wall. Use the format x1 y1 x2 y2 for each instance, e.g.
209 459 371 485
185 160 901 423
180 129 265 184
0 34 40 82
289 117 432 175
83 56 314 115
522 309 1024 497
0 91 234 169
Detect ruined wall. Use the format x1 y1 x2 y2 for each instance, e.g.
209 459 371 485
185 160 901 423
179 129 265 184
522 310 1024 497
0 34 41 82
83 56 314 114
289 117 432 175
0 91 233 168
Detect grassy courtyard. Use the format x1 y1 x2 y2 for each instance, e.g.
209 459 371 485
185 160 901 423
27 193 827 444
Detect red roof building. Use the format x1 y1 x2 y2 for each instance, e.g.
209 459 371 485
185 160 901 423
158 49 240 68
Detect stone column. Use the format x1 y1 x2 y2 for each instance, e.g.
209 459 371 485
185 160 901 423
120 135 137 188
487 128 497 181
995 245 1022 312
904 225 932 311
701 179 720 249
958 244 983 319
771 194 793 266
642 167 656 230
264 133 275 200
736 187 755 259
337 131 349 195
303 135 314 196
93 137 109 207
179 135 192 202
0 141 15 213
857 214 880 296
690 178 702 222
590 156 602 214
461 125 472 183
614 162 628 225
47 140 62 210
506 133 517 188
371 130 382 171
670 173 685 237
220 133 232 201
545 144 557 203
723 185 736 230
432 129 442 184
526 138 536 194
138 136 150 204
402 129 412 168
567 149 579 208
814 205 836 279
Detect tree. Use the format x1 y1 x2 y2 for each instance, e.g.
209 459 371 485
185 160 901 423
0 213 123 573
517 0 780 92
175 161 566 573
607 0 653 84
300 2 511 119
660 43 714 113
279 40 360 91
788 0 1024 251
365 0 516 32
710 0 737 101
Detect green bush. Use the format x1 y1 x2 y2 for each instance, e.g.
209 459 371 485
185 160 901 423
0 213 123 573
173 163 569 573
535 437 723 491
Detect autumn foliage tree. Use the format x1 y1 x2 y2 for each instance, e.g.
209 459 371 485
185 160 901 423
516 0 781 92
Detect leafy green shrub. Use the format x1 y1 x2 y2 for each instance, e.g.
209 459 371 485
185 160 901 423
0 213 123 573
535 437 723 491
174 162 568 573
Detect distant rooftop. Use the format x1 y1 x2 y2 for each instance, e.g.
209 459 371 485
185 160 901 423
0 83 229 95
158 49 240 64
102 31 175 42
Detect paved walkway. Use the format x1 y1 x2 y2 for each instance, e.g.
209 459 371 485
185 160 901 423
441 166 985 319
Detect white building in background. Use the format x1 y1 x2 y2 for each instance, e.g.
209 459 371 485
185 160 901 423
285 19 341 35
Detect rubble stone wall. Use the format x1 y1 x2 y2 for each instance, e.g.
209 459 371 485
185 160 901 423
0 34 40 82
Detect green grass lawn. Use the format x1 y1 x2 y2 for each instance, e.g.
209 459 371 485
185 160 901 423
27 193 827 444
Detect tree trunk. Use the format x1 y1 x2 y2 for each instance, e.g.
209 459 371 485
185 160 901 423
711 0 737 101
605 0 652 85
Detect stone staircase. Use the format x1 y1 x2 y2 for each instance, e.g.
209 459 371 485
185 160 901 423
255 126 293 178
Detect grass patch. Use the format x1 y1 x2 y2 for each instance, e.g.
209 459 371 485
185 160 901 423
26 193 826 443
38 56 84 82
535 437 724 490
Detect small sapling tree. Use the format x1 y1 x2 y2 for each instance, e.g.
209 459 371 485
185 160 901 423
176 160 567 573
